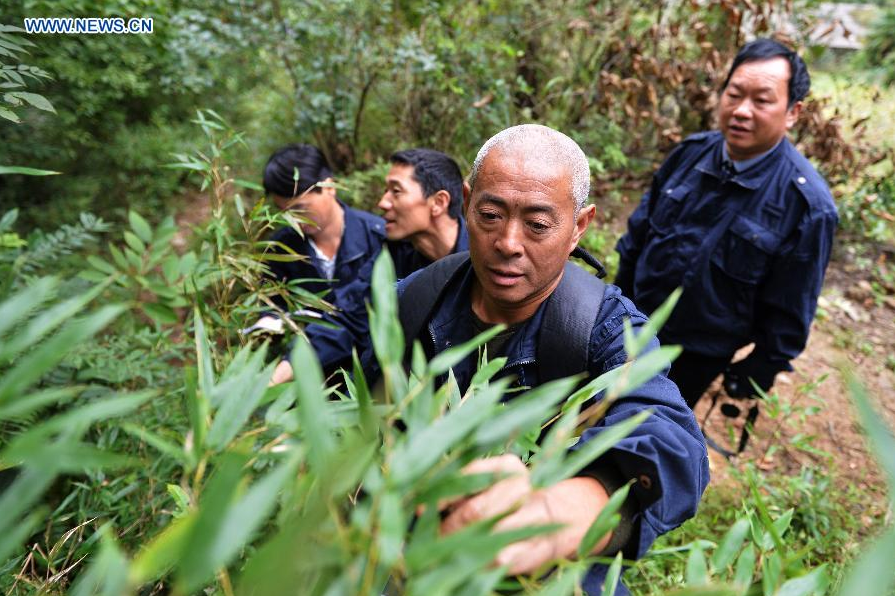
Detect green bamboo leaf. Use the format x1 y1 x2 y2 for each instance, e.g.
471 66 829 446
469 355 508 387
533 410 651 487
778 566 829 596
0 208 18 230
121 422 188 464
475 376 580 448
234 178 264 191
602 552 624 596
686 544 709 585
452 567 505 596
577 481 631 557
711 518 751 571
414 471 505 508
836 527 895 596
733 543 755 589
748 473 784 553
130 514 197 583
378 490 406 566
0 276 57 340
761 551 782 595
175 451 249 593
0 278 114 363
0 466 55 557
108 243 128 270
128 210 153 243
206 455 301 575
369 250 403 365
0 386 81 420
534 564 584 596
184 366 207 458
142 302 178 325
69 529 129 596
86 255 117 275
389 379 510 485
193 309 216 404
207 357 273 451
8 91 54 112
0 505 47 563
0 165 60 175
0 108 21 123
124 230 146 253
0 305 125 404
845 371 895 506
291 337 336 471
428 325 505 376
351 349 376 437
608 346 681 399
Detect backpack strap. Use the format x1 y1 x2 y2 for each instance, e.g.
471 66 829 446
398 251 471 355
397 251 607 382
537 261 606 383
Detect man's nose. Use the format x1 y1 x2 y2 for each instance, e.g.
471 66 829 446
377 194 391 211
732 100 752 119
494 221 524 258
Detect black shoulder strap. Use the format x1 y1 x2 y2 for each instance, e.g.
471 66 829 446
537 261 606 383
398 251 471 354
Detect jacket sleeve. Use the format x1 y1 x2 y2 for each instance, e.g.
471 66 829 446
576 285 709 559
614 144 687 297
752 199 838 365
287 276 374 375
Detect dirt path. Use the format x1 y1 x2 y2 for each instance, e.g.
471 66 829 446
696 247 895 530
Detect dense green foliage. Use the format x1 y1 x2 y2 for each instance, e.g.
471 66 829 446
859 7 895 84
5 0 883 227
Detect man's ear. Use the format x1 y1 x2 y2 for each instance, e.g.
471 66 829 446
571 204 596 248
785 101 802 130
428 189 451 217
462 181 471 218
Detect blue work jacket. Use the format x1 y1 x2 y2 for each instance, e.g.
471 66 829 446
615 132 838 365
266 201 385 303
398 263 709 595
298 217 468 374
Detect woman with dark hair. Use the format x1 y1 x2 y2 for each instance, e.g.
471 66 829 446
262 144 385 302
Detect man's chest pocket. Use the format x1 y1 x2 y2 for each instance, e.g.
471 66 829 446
711 215 781 284
649 184 689 234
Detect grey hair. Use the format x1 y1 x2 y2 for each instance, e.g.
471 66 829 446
468 124 590 212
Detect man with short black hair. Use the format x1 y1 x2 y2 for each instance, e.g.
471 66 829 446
615 38 838 409
380 148 468 278
392 124 707 593
269 147 468 385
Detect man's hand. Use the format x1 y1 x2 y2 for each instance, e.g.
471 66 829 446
440 455 611 575
269 360 294 386
724 353 787 398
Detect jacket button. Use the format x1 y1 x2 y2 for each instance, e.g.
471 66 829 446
639 474 652 490
797 176 807 185
666 188 674 194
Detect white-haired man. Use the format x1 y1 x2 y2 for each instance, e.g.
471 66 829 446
393 124 708 593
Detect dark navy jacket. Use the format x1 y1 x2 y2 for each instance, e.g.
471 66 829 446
615 132 838 365
266 201 385 303
398 263 709 595
299 217 468 374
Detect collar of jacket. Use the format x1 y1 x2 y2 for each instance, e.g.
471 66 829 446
428 262 547 375
694 133 792 191
336 200 381 266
